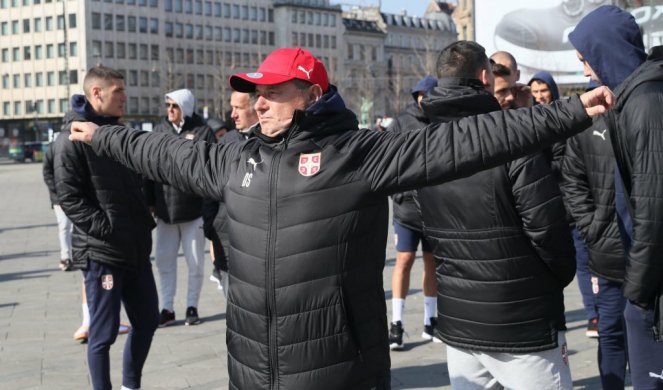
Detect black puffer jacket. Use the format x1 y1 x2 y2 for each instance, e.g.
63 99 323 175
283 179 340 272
607 47 663 311
90 86 592 389
561 120 625 282
42 141 58 206
416 78 576 353
386 102 429 231
144 114 215 223
54 97 155 270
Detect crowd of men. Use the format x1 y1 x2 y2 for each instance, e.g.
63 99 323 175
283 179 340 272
39 4 663 390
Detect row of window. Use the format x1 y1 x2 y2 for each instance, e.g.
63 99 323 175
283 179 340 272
292 32 337 50
2 99 69 116
347 43 379 61
1 42 77 62
0 0 64 8
164 0 274 23
165 23 276 46
91 41 158 61
91 13 158 34
0 14 76 35
2 70 77 90
290 9 337 27
92 0 159 6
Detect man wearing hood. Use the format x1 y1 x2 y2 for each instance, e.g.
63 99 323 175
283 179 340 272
569 5 663 389
386 76 439 350
416 40 574 389
145 88 215 327
67 48 613 389
53 66 159 390
528 71 559 105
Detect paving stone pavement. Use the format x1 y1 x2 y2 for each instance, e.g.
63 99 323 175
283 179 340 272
0 161 630 389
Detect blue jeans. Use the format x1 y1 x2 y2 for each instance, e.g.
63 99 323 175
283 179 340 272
572 228 598 320
595 277 627 390
85 260 160 390
624 301 663 390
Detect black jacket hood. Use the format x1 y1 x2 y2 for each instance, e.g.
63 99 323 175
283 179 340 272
613 46 663 111
67 94 120 126
420 77 501 121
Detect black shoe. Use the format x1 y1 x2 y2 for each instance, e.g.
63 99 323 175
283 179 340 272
389 321 404 351
158 309 175 328
422 317 442 343
185 306 201 326
586 317 599 338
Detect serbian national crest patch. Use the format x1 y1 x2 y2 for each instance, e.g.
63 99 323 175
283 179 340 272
298 152 321 177
101 274 114 290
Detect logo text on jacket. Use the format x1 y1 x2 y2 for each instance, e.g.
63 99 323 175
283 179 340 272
299 152 321 177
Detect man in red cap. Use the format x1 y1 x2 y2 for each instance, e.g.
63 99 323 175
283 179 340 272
67 47 613 389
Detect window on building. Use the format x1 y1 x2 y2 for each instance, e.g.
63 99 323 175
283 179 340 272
196 49 203 64
129 97 138 114
47 99 55 114
232 28 239 43
1 48 7 62
57 15 65 29
12 20 19 34
116 15 125 31
69 13 76 28
117 42 125 58
194 0 201 15
128 70 137 86
175 23 182 38
204 25 212 40
103 14 112 30
25 100 34 114
184 23 192 39
13 74 20 88
241 5 247 19
47 71 54 86
223 3 229 17
23 46 30 60
3 102 10 116
1 74 8 89
12 47 19 61
14 101 21 115
195 25 202 39
165 0 172 11
184 0 192 13
1 22 8 35
139 43 148 60
331 36 336 49
149 0 157 7
139 17 147 33
347 44 353 60
151 44 159 60
70 41 77 57
165 22 172 37
34 17 42 32
149 18 158 34
34 100 43 114
175 48 183 63
92 13 101 29
58 70 67 85
232 4 238 18
186 48 193 64
140 70 149 86
70 70 78 84
91 41 101 57
104 41 114 58
23 18 29 33
214 26 221 41
174 0 181 12
45 16 52 30
151 71 159 87
213 2 220 16
59 98 68 113
141 97 150 113
242 28 248 44
35 72 43 86
128 16 136 32
138 0 146 5
223 27 230 42
58 43 66 57
269 31 274 45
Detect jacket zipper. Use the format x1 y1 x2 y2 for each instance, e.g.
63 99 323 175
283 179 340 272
266 127 295 390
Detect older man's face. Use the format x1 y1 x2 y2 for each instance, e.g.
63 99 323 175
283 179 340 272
254 81 314 137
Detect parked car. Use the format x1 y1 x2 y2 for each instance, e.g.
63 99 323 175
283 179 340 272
8 142 48 162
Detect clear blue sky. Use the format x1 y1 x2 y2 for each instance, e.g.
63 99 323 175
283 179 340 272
330 0 433 17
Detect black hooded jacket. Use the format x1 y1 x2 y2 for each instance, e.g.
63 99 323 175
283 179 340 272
89 85 592 389
42 141 58 207
416 79 576 352
53 95 155 270
145 114 215 223
387 102 430 231
561 119 626 282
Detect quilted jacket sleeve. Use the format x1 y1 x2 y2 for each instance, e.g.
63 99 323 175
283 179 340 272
620 91 663 306
91 125 239 202
42 142 58 206
361 96 593 194
510 153 576 287
560 134 596 241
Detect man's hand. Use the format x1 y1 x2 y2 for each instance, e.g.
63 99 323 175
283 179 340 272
580 86 615 117
512 83 533 108
68 121 99 144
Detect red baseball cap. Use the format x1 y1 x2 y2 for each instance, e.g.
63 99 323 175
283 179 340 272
229 48 329 93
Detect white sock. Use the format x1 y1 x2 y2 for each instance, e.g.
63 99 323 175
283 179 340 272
82 303 90 327
423 296 437 325
392 298 405 324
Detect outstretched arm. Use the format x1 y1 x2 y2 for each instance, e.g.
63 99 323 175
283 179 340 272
69 123 240 202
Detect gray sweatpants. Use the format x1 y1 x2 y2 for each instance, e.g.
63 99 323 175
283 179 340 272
446 332 572 390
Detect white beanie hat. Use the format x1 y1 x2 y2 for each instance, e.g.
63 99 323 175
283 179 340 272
165 89 195 118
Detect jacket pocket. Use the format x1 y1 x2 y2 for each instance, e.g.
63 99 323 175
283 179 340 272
338 287 363 361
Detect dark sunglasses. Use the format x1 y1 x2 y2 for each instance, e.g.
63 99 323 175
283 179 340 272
165 103 180 109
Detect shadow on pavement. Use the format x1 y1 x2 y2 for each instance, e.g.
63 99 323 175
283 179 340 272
0 223 57 233
0 302 18 309
571 375 603 389
0 250 55 261
391 362 450 389
0 269 52 282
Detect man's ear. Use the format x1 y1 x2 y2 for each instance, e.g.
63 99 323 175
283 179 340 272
310 84 323 103
90 85 102 102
